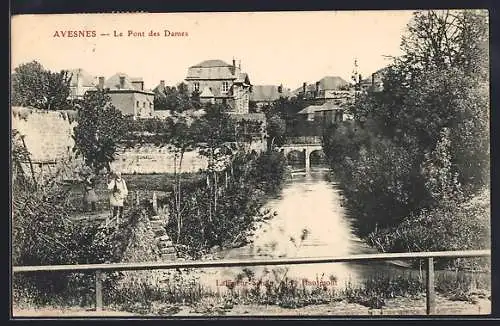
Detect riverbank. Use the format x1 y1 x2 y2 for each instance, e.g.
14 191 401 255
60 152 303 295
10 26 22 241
13 294 490 317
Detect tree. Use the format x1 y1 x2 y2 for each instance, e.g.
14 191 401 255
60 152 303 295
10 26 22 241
323 9 489 248
266 115 286 151
12 61 72 110
191 103 236 221
72 90 129 174
167 116 197 242
400 10 488 78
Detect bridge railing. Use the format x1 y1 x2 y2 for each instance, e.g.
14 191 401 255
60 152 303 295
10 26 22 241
285 136 322 145
12 249 490 315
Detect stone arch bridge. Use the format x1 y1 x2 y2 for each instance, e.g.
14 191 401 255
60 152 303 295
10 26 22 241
277 143 324 173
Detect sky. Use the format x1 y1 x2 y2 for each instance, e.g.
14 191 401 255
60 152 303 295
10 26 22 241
12 11 414 91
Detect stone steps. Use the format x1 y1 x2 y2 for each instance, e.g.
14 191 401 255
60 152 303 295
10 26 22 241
147 214 177 261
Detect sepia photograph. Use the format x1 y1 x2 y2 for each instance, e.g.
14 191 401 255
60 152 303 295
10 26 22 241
10 9 491 317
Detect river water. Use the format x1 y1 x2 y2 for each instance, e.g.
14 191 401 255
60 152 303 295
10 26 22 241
196 167 419 292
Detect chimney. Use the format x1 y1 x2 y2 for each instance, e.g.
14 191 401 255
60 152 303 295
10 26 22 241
278 84 283 93
132 80 144 91
98 77 105 90
160 80 165 88
119 76 125 89
232 57 236 68
302 82 306 94
315 81 320 97
372 73 375 87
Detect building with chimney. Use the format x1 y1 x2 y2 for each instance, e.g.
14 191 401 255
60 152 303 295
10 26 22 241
293 76 353 106
68 68 98 100
250 84 291 110
359 67 387 93
185 59 251 114
95 73 155 119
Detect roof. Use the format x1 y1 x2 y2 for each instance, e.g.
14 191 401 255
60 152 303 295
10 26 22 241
361 66 391 84
292 83 317 95
250 85 291 102
105 73 135 90
105 89 154 95
297 102 343 114
317 76 349 90
292 76 351 95
235 73 251 85
190 59 232 68
186 59 241 80
297 105 323 115
68 69 97 87
153 83 167 96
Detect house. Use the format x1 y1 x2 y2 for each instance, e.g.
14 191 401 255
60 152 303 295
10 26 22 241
292 83 317 99
297 102 344 124
292 76 355 107
250 84 291 109
359 68 387 93
68 68 98 100
185 59 252 114
95 73 155 119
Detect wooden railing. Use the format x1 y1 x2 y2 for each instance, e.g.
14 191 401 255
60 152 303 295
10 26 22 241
12 249 490 315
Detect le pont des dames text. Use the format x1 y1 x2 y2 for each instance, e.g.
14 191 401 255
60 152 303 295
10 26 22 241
52 29 189 38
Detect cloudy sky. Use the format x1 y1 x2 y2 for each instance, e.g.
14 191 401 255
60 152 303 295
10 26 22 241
12 11 414 90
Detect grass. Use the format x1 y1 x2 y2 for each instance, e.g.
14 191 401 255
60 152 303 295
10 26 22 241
64 172 204 216
101 268 490 315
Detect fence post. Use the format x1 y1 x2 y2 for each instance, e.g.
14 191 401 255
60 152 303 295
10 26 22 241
95 270 103 311
152 191 158 214
426 257 435 315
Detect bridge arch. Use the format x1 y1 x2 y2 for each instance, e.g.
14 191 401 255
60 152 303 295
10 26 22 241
285 149 306 165
277 143 324 173
309 149 327 168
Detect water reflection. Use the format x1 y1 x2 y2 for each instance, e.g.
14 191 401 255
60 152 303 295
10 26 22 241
195 169 488 293
196 169 387 289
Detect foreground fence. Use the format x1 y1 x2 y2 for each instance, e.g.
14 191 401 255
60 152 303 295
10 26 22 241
12 249 490 315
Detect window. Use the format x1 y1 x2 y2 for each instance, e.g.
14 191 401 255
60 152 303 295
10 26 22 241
136 101 139 107
221 81 229 93
193 82 200 92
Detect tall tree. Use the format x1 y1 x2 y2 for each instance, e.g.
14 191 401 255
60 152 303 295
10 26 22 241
12 61 72 110
400 10 488 77
72 90 129 174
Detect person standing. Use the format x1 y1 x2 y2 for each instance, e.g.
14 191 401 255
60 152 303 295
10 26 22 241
83 173 98 212
107 171 128 222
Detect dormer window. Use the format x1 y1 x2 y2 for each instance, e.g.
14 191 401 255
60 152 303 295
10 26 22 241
222 81 230 94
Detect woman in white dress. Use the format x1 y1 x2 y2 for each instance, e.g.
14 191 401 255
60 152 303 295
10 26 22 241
107 171 128 221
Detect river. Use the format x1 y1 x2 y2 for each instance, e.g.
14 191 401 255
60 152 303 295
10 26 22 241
196 166 421 292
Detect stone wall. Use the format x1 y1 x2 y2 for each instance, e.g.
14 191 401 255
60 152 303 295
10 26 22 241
11 106 267 176
111 145 209 174
112 139 266 174
12 107 77 162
